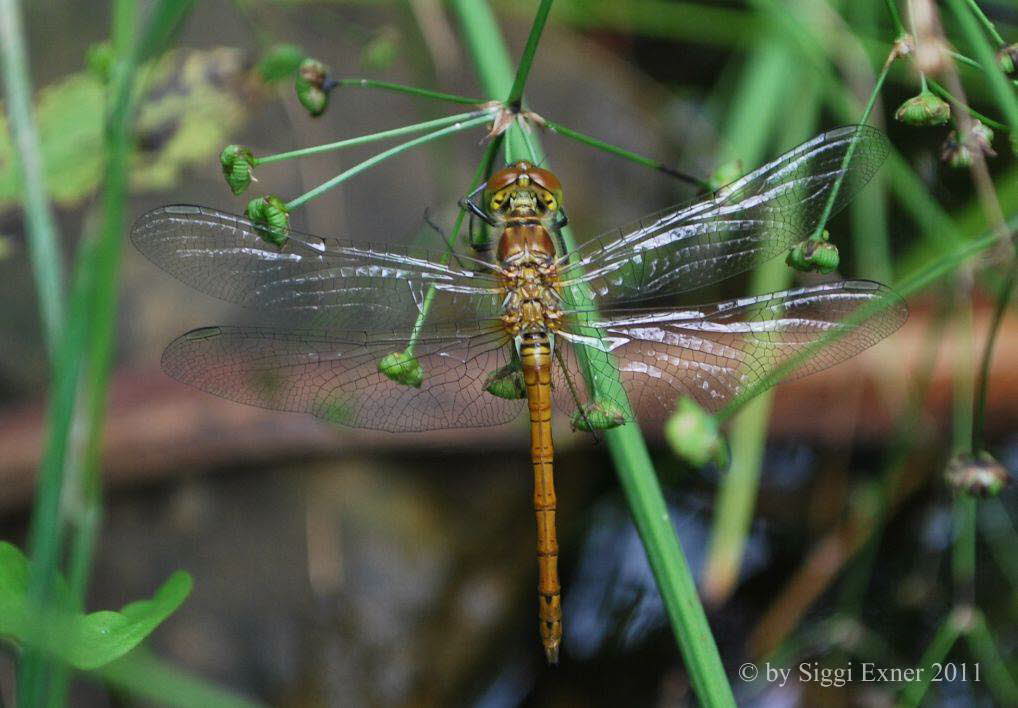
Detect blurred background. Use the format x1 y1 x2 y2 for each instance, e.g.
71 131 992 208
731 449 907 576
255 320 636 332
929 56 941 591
1 0 1017 705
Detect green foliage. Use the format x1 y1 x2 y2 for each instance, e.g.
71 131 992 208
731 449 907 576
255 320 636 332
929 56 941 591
0 542 192 670
0 47 256 215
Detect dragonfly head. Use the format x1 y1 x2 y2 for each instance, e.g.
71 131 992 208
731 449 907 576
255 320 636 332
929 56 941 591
484 161 563 218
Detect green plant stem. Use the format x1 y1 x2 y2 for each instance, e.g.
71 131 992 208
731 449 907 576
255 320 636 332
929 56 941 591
952 496 978 599
17 3 195 705
544 118 711 190
808 53 890 242
836 304 948 615
335 77 482 105
951 284 975 456
505 0 553 108
965 611 1018 704
703 36 807 604
963 0 1006 46
950 49 983 72
897 610 964 708
451 2 735 704
972 266 1014 451
946 0 1018 135
0 0 66 360
255 110 490 165
883 0 905 36
450 0 528 160
926 78 1009 131
285 114 490 210
404 136 503 356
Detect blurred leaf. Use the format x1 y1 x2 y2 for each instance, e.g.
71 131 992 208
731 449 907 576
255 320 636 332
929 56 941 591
256 43 305 84
0 71 104 207
0 47 263 214
132 47 250 191
361 26 400 72
0 542 192 670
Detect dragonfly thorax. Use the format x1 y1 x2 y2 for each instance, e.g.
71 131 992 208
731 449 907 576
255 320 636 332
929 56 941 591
500 261 562 336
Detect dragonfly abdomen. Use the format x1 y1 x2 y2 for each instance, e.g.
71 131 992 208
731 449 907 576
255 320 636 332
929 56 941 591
520 331 562 664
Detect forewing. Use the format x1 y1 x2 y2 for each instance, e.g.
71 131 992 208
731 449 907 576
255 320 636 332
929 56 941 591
559 126 890 304
131 205 502 330
553 280 907 424
161 321 524 432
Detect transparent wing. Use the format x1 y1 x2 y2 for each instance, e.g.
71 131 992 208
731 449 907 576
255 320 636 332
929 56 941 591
161 320 524 432
558 126 890 305
131 205 502 330
552 280 907 424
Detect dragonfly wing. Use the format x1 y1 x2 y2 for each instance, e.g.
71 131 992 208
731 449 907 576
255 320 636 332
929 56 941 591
131 205 502 330
553 280 907 424
559 126 890 304
161 321 525 432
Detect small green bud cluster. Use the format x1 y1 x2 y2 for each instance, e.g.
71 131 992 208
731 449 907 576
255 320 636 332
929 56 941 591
894 88 950 127
245 195 290 246
996 44 1018 75
570 401 626 432
378 351 424 388
484 363 526 400
940 120 996 170
945 452 1011 498
296 58 338 118
220 144 255 195
665 397 728 469
786 231 840 274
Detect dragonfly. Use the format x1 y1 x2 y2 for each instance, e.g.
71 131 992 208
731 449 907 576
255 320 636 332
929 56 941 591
131 124 908 664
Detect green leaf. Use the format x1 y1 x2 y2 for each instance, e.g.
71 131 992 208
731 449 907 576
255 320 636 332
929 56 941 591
0 542 192 670
256 44 304 83
0 47 261 214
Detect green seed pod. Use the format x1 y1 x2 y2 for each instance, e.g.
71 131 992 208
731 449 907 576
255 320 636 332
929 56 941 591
940 131 972 169
807 240 840 273
378 351 424 388
894 88 950 126
245 195 290 246
570 401 626 432
664 397 726 469
786 232 840 274
295 58 337 118
945 452 1010 498
256 44 305 84
220 144 255 195
484 363 526 400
